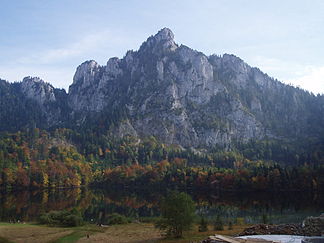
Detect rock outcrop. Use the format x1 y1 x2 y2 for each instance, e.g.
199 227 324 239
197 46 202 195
19 77 69 127
302 214 324 236
66 28 323 148
1 28 324 149
21 77 56 106
239 215 324 237
239 224 304 236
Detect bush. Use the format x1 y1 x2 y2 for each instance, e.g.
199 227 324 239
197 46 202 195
228 221 233 230
198 217 208 232
63 214 84 227
236 217 244 225
139 217 160 224
39 209 84 227
262 214 269 224
106 213 131 225
155 191 195 238
213 215 224 231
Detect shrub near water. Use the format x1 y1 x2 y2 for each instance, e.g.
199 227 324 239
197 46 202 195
213 215 224 230
198 217 208 232
106 213 132 225
39 209 84 227
155 191 196 238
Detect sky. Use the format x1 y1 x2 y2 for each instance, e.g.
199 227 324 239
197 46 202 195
1 0 323 94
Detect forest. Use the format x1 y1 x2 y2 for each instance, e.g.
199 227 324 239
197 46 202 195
0 128 323 192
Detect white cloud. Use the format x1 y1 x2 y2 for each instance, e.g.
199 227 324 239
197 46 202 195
1 29 142 89
285 66 324 95
15 27 143 67
249 56 324 95
16 31 117 65
249 56 308 77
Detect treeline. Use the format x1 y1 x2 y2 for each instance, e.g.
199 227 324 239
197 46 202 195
94 159 324 193
0 128 323 191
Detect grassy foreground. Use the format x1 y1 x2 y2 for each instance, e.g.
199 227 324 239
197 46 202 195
0 222 248 243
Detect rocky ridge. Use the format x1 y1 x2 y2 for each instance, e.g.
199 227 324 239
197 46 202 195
21 76 57 106
1 28 324 149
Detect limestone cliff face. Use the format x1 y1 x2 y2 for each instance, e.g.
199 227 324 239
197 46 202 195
21 77 56 105
66 28 273 147
68 60 104 111
20 77 69 127
6 28 322 148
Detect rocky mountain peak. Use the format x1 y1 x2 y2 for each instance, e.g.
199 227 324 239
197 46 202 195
139 27 178 54
70 60 101 93
154 27 175 42
68 60 106 111
21 76 56 105
105 57 122 78
22 76 43 83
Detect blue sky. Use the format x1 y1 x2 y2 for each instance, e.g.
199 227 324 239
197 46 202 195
1 0 323 94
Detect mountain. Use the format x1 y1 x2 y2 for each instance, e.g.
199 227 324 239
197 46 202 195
1 28 324 152
0 77 69 131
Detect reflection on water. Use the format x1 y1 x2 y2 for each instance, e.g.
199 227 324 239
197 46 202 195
0 188 323 224
194 192 324 224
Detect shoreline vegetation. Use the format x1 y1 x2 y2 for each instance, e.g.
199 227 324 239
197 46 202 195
1 200 322 242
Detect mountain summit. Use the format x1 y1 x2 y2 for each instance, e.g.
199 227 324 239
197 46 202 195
139 27 178 53
1 28 323 149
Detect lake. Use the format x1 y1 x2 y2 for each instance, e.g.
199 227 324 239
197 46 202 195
0 188 323 225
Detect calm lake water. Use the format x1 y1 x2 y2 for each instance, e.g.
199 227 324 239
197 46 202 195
0 188 323 225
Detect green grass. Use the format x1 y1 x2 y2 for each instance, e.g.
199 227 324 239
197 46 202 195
0 222 105 243
0 236 14 243
0 221 249 243
50 224 106 242
51 231 85 243
0 222 36 227
51 224 107 243
73 225 106 233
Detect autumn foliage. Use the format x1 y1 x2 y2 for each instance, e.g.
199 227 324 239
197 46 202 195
0 129 91 188
0 128 323 193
